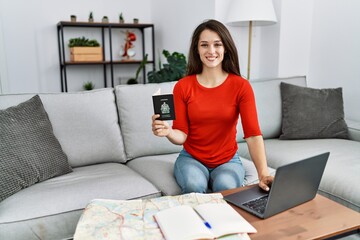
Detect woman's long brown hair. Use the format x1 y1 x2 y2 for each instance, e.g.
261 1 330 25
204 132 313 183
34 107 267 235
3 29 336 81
186 19 241 76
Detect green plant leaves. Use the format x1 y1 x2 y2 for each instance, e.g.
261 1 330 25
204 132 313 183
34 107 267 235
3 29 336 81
68 37 100 47
148 50 187 83
83 81 95 90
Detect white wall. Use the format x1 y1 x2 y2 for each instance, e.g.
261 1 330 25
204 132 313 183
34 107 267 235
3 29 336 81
0 0 359 122
151 0 215 65
277 0 313 78
308 0 360 121
257 0 281 79
0 11 7 94
0 0 152 93
258 0 360 122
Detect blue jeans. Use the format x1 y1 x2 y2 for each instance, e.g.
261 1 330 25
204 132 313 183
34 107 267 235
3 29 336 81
174 149 245 193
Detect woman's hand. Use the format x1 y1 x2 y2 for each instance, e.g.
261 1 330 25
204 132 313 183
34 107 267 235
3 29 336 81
151 114 187 145
152 114 170 137
259 175 274 191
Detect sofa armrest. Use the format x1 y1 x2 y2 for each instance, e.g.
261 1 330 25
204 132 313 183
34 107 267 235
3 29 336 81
346 119 360 142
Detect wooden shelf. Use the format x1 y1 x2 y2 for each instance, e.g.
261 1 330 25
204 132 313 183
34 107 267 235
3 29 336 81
57 21 155 92
63 60 154 65
58 21 154 29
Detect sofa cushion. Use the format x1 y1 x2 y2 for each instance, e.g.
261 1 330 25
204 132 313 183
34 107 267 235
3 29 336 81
0 163 161 224
0 163 161 240
0 210 82 240
236 76 307 142
126 154 182 196
0 89 127 166
0 95 72 202
280 82 348 140
115 82 182 159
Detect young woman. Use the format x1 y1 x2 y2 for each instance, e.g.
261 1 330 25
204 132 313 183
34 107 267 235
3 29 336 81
151 19 273 193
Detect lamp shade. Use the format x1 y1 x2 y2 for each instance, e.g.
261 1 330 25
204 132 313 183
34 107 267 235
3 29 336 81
227 0 277 27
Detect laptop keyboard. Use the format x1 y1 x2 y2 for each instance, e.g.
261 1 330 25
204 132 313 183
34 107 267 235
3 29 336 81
242 195 268 215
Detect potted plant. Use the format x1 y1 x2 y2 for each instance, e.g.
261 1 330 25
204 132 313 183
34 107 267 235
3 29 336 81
119 13 124 23
133 18 139 24
68 36 100 47
88 11 94 22
83 81 95 90
70 15 77 22
127 54 148 84
102 16 109 23
147 50 187 83
68 37 102 62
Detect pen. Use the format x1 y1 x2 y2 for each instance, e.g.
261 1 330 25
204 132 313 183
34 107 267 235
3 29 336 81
194 209 212 229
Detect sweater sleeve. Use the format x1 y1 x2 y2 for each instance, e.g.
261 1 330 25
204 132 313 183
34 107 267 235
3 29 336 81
172 81 189 135
239 81 262 138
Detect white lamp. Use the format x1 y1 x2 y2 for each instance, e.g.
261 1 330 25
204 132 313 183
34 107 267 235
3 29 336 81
227 0 277 80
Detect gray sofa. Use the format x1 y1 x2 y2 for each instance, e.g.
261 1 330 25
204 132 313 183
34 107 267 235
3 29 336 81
0 76 359 240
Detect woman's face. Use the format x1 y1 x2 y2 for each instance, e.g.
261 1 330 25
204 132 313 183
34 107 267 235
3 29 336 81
197 29 225 70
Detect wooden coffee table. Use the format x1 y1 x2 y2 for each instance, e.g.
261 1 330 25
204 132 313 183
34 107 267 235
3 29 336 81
221 185 360 240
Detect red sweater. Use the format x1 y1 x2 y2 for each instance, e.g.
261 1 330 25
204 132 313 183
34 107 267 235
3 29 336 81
172 74 262 168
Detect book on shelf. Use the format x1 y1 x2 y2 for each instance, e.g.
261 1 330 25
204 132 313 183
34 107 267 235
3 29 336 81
154 202 256 240
152 88 175 120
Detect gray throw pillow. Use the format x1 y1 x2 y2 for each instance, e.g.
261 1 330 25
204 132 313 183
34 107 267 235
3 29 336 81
280 82 349 140
0 95 72 202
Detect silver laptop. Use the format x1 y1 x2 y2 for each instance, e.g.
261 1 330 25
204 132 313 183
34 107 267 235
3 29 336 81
224 152 329 219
